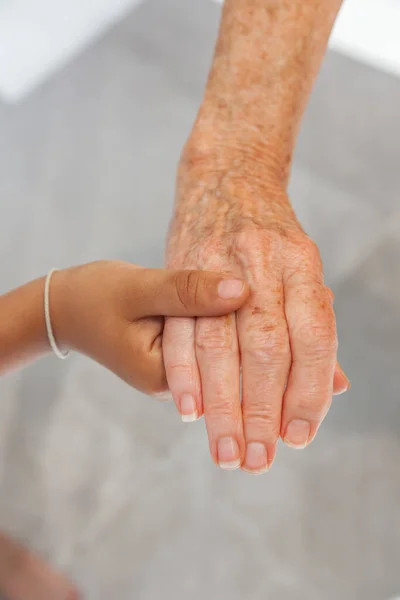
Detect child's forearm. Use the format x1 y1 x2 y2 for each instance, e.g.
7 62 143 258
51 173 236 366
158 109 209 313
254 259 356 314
0 278 51 374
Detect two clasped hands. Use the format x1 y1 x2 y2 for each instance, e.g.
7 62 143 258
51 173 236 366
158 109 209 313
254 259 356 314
0 0 352 598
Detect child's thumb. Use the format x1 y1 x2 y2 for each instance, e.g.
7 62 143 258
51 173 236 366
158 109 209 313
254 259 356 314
138 269 249 317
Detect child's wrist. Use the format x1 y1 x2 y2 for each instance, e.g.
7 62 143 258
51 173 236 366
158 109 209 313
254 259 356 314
48 267 75 354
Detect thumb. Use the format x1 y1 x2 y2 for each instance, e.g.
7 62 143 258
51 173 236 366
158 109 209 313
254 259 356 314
136 269 250 317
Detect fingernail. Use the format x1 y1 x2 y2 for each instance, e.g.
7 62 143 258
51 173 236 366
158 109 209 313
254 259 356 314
217 437 241 470
218 279 244 299
334 380 351 396
334 387 348 396
180 394 198 422
243 442 269 474
284 420 311 449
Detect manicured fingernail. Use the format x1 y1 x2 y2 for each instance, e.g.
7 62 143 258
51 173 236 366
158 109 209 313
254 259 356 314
334 388 348 396
334 380 351 396
284 420 311 449
218 279 244 299
180 394 198 422
217 437 240 470
243 442 268 474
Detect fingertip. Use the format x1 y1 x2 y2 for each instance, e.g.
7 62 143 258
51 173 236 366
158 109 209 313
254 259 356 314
333 380 350 396
333 363 350 396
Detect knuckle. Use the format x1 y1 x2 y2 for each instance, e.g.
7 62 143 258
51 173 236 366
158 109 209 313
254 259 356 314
235 230 259 253
242 405 281 438
165 361 193 376
244 342 288 364
207 399 240 421
296 321 337 355
164 315 195 342
243 326 290 363
295 237 322 265
286 240 324 284
304 237 321 259
185 270 201 305
196 317 236 353
235 228 281 261
296 395 331 419
174 270 202 311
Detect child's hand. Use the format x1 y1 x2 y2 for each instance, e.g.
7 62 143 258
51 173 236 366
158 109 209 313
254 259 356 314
52 261 249 397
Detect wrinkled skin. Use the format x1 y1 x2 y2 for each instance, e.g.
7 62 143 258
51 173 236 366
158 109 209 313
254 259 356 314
164 149 348 473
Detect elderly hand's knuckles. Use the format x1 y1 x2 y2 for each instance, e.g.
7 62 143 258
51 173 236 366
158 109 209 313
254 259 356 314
241 405 281 436
293 398 331 421
292 319 338 356
206 400 242 421
195 317 237 353
242 324 290 364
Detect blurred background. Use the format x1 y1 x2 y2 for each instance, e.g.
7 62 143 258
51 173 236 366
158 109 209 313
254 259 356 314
1 0 400 598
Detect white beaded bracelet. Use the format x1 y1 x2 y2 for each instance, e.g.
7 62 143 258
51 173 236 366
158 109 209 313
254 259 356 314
44 268 70 360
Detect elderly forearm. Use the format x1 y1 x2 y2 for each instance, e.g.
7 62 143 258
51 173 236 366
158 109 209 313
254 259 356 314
188 0 343 188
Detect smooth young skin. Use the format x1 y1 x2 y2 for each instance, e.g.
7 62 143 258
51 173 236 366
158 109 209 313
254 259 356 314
164 0 350 474
0 261 249 387
0 261 249 600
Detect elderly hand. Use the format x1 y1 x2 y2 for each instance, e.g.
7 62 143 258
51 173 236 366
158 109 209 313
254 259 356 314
164 142 349 474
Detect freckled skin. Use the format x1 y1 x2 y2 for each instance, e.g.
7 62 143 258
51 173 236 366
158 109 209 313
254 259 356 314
164 0 349 472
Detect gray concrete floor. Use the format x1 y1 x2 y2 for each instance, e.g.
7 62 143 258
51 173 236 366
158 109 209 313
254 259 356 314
1 0 400 598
